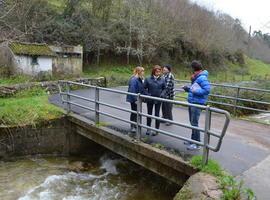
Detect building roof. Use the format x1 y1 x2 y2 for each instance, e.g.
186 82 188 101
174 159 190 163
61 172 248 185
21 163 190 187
9 42 55 56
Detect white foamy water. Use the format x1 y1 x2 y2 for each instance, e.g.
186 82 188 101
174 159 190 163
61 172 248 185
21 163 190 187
0 155 178 200
18 157 125 200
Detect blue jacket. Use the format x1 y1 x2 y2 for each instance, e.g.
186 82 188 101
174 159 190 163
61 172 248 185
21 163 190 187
144 75 166 103
187 70 211 105
126 76 145 103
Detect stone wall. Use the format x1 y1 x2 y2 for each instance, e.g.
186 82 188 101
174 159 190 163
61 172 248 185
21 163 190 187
173 172 223 200
0 117 105 160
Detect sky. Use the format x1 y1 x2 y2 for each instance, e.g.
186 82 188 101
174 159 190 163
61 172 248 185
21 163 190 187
190 0 270 33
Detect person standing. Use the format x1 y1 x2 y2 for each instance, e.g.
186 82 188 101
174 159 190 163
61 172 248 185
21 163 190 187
126 66 145 135
183 60 211 150
162 64 175 126
144 65 166 136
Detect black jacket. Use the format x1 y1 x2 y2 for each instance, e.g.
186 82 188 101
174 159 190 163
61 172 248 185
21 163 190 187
144 75 166 103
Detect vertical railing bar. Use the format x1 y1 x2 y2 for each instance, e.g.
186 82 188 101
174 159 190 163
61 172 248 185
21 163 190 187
95 86 100 125
202 106 211 166
234 87 240 115
67 82 71 113
136 94 142 141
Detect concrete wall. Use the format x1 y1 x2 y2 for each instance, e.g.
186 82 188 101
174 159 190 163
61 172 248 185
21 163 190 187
14 55 52 76
50 45 83 76
0 44 16 76
0 118 104 160
69 114 198 186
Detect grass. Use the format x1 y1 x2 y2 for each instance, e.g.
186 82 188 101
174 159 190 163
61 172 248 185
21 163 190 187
83 65 134 87
83 57 270 87
0 88 64 126
0 75 32 85
190 156 256 200
210 57 270 83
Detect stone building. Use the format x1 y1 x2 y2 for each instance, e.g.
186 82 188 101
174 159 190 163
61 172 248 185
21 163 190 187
0 41 83 77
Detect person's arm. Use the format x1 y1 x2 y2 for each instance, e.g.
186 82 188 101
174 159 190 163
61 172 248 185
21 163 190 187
129 79 138 102
165 74 174 97
144 78 149 92
192 78 210 96
160 78 167 98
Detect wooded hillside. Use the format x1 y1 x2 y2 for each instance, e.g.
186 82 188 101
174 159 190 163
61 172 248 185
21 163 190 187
1 0 270 67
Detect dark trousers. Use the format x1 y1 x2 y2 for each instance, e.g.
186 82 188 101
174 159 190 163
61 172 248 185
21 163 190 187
147 102 161 129
130 102 137 128
162 101 173 121
188 106 202 142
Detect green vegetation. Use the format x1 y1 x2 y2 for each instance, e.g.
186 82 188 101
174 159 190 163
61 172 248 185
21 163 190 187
2 0 270 68
82 57 270 87
0 88 64 126
190 156 256 200
209 57 270 83
210 79 270 116
0 75 32 85
151 143 165 150
9 42 54 56
83 65 134 87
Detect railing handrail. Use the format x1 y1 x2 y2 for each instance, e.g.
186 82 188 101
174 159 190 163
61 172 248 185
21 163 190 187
174 79 270 115
58 80 231 165
175 79 270 93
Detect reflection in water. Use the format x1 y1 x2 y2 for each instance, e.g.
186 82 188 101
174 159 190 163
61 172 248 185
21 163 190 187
0 154 179 200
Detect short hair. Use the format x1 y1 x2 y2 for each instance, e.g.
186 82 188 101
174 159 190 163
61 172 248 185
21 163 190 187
191 60 203 71
151 65 162 75
163 64 172 72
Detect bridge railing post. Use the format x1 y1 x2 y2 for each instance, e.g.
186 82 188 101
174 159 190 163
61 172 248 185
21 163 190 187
67 82 71 113
233 87 240 116
95 87 100 125
202 105 211 166
136 94 143 140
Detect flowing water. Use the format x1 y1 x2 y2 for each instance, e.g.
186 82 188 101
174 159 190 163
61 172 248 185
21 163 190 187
0 153 179 200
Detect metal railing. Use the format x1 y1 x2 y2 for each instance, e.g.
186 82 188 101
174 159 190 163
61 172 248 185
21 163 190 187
58 80 230 165
175 80 270 115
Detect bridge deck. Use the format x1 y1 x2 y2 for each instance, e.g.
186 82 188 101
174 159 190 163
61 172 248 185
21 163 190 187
50 86 270 199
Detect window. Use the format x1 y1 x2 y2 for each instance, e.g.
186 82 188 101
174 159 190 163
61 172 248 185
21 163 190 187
31 56 38 65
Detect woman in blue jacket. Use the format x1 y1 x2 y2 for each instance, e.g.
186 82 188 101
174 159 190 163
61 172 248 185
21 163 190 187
126 66 145 134
183 60 211 150
144 65 166 136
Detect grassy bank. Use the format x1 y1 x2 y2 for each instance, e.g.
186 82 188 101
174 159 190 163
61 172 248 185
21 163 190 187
0 88 64 126
190 156 256 200
82 57 270 86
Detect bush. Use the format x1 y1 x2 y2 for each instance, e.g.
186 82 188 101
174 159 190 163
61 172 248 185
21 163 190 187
209 83 270 116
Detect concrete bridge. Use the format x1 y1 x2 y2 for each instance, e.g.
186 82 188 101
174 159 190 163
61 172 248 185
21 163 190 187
50 81 270 199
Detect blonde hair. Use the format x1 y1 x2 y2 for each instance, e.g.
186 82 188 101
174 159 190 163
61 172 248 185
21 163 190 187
133 66 144 77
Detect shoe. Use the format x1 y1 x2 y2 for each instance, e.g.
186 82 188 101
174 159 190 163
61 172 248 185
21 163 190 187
152 131 158 136
183 141 191 145
146 130 151 135
165 122 172 126
187 144 201 151
130 127 136 133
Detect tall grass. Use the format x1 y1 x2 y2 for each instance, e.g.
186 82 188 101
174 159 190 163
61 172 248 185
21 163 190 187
0 88 64 126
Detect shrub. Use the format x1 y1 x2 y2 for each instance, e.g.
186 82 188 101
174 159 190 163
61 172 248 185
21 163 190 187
209 83 270 116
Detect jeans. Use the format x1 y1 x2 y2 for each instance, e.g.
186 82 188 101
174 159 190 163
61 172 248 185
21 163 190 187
188 106 201 142
130 102 137 128
147 102 161 129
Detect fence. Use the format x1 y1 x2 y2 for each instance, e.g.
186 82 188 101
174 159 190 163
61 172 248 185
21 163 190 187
175 80 270 115
58 80 230 165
